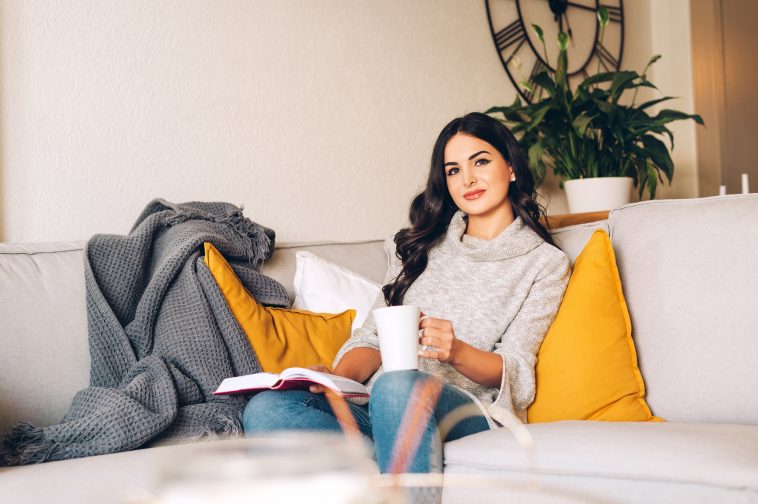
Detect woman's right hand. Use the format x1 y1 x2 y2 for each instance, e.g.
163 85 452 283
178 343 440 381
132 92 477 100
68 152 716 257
306 365 329 394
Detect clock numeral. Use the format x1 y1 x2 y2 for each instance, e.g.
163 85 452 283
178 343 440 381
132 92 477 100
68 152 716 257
495 20 527 60
524 60 546 103
566 1 596 13
595 42 619 71
567 2 623 23
600 4 623 23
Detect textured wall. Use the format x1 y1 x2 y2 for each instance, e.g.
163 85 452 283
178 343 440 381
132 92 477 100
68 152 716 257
0 0 697 243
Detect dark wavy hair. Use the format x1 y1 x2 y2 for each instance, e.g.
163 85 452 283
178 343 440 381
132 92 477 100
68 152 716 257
382 111 560 306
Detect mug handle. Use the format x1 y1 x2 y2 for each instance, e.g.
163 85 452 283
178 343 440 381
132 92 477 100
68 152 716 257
418 310 436 353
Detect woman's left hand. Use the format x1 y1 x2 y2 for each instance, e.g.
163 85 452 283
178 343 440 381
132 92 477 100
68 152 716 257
418 311 464 364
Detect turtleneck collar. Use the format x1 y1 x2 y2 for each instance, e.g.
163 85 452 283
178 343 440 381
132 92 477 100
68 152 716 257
442 209 545 261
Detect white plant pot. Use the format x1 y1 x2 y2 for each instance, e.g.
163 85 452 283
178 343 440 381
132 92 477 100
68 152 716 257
563 177 634 214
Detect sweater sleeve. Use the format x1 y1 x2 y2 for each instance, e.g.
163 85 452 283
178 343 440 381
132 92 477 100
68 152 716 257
331 235 402 371
491 250 571 419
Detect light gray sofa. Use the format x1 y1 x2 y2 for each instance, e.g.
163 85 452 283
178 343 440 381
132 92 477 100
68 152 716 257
1 194 757 503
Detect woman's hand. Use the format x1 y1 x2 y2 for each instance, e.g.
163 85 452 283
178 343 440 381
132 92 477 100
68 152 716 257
418 311 465 365
306 364 330 394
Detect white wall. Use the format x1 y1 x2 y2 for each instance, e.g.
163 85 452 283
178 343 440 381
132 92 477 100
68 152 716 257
645 0 699 200
0 0 698 244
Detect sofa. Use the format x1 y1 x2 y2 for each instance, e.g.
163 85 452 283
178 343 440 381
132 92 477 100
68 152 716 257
1 194 757 503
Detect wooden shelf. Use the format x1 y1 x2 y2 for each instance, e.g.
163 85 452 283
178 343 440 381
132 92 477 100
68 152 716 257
539 210 610 230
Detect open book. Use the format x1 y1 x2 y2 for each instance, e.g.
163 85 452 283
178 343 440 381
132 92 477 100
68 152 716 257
213 367 369 398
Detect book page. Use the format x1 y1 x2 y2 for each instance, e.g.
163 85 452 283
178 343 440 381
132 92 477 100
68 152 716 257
279 367 368 396
214 372 280 394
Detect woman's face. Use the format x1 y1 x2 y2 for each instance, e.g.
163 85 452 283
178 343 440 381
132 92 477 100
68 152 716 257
443 133 514 216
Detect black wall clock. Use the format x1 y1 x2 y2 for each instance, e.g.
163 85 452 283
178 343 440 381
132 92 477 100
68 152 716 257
485 0 625 103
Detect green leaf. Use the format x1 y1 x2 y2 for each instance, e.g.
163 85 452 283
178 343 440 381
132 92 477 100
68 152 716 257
638 81 660 91
532 24 544 43
533 71 558 98
572 114 593 136
528 141 545 169
526 103 552 131
555 39 569 94
609 71 639 102
557 32 569 52
579 71 617 88
652 109 705 126
636 96 675 111
646 54 662 68
595 99 616 114
515 110 531 123
598 7 610 28
641 135 674 182
484 100 529 123
484 106 513 115
646 160 658 199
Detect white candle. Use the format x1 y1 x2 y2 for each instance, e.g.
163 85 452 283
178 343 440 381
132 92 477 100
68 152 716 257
719 185 727 196
742 173 750 194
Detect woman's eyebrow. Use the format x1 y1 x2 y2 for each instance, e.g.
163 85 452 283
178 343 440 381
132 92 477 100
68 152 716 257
444 150 490 167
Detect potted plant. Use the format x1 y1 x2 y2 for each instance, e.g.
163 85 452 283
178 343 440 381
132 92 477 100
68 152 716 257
485 8 704 213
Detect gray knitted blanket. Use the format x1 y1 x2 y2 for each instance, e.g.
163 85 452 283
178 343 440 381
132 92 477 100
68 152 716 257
0 198 290 465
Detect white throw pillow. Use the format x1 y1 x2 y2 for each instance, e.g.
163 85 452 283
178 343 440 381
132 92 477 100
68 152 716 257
292 251 382 333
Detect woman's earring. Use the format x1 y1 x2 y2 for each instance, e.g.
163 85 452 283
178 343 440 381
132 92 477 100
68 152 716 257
510 175 516 182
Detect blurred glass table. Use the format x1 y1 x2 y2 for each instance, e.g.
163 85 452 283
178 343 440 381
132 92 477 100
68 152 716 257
124 432 605 504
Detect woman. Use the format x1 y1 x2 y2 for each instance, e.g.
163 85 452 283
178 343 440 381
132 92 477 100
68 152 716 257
242 112 571 482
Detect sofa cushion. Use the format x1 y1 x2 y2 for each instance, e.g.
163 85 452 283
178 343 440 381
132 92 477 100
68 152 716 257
608 194 758 424
549 220 609 265
260 240 387 306
292 250 381 332
203 242 354 373
528 230 662 423
0 241 89 436
3 422 756 504
0 435 381 503
443 420 758 503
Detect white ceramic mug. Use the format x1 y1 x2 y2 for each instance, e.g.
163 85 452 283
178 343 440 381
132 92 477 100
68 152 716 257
372 305 421 372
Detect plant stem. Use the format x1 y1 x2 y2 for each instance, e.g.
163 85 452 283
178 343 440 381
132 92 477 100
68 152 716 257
632 59 655 107
539 39 550 68
596 24 606 76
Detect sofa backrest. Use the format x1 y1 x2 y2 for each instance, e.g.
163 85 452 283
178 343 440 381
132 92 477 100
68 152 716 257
0 222 607 436
0 241 90 436
7 195 753 435
608 193 758 425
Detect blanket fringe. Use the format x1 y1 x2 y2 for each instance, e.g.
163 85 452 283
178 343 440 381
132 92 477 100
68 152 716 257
0 422 62 466
161 412 244 447
161 204 273 264
213 204 274 265
193 412 244 442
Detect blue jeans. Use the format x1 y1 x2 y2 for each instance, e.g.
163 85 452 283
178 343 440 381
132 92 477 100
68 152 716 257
241 370 491 473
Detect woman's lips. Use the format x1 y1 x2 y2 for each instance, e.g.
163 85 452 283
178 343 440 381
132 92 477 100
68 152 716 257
464 190 485 200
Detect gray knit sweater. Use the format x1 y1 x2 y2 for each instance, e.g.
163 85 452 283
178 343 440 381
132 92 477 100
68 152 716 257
332 209 571 427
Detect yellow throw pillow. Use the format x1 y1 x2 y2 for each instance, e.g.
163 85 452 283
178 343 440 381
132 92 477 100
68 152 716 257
203 242 355 374
528 229 664 423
